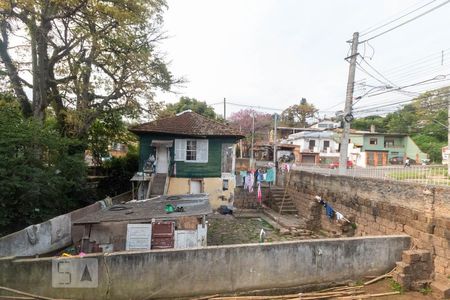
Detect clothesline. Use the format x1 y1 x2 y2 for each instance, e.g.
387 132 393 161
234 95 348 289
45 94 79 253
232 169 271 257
315 196 351 223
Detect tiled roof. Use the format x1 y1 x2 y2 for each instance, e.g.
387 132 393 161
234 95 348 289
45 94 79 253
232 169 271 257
129 111 244 138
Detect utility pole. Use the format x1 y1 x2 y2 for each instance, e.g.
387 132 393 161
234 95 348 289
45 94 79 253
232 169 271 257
339 32 359 175
448 95 450 173
250 112 255 167
273 113 278 183
239 125 243 159
223 98 226 120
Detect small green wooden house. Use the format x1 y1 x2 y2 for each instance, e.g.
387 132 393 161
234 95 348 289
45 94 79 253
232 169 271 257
129 111 244 208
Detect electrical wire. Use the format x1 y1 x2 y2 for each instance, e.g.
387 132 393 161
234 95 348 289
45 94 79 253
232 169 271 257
359 0 450 43
359 0 438 37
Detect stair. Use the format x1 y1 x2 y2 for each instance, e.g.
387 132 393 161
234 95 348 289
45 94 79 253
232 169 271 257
150 173 167 196
431 279 450 299
268 187 298 215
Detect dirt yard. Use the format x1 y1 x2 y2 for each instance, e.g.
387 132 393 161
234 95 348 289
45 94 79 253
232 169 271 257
356 278 435 300
207 214 322 245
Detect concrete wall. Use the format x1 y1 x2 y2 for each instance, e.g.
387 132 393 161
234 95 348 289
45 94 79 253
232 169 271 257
285 170 450 281
0 236 410 299
0 202 104 257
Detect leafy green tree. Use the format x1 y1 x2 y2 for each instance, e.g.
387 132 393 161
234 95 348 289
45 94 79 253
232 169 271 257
0 103 87 235
96 151 139 199
352 86 448 162
158 97 219 119
412 134 446 162
0 0 176 137
281 98 317 127
351 115 387 132
87 110 137 165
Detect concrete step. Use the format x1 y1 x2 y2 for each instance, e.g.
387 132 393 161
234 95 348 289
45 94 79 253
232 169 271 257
273 199 293 203
275 204 296 209
431 279 450 299
279 210 298 215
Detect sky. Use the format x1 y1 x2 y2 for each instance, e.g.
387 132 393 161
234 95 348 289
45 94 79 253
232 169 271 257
155 0 450 119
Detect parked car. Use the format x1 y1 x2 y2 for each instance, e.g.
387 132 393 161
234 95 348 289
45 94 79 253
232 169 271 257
389 156 416 165
389 156 403 165
329 161 354 169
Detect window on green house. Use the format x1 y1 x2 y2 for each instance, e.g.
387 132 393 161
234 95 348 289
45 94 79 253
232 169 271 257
369 138 378 145
175 139 208 163
186 140 197 161
384 138 394 147
221 144 233 173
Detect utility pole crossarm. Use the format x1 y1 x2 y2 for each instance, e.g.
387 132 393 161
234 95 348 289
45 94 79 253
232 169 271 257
339 32 359 175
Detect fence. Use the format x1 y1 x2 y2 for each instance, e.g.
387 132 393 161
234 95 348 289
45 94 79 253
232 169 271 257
291 164 450 187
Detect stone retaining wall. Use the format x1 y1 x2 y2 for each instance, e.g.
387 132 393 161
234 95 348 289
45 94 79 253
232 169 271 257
285 170 450 281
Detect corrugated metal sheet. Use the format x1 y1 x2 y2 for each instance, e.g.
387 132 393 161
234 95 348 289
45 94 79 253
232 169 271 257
152 221 174 249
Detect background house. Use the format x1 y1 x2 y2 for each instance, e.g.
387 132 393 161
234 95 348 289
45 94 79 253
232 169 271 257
286 130 341 164
129 111 244 208
350 131 428 167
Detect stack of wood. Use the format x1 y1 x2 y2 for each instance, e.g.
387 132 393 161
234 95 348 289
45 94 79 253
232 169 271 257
205 286 399 299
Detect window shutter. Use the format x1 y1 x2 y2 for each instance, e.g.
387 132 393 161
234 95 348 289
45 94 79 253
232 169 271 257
174 139 186 161
197 139 208 163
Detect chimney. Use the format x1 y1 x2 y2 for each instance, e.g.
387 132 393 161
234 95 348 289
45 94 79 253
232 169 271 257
370 124 376 133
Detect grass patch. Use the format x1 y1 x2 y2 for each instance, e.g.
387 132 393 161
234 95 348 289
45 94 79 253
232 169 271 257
420 286 432 295
388 171 426 180
355 279 364 286
389 279 404 294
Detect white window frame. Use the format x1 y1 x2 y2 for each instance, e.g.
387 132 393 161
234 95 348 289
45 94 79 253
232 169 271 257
174 139 208 163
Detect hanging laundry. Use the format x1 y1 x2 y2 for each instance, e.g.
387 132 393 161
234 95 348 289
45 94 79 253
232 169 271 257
262 173 267 181
325 204 335 219
285 163 291 172
246 172 254 193
257 182 262 203
335 212 344 220
266 167 275 182
257 172 263 182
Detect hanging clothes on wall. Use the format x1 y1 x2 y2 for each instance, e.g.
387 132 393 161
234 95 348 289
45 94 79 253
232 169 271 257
265 167 275 182
245 171 254 193
325 204 335 219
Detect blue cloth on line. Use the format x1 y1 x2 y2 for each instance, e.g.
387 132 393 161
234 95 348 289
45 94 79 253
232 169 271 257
325 204 335 219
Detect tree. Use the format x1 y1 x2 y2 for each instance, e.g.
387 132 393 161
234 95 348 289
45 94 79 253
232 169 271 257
351 86 449 162
87 109 137 165
0 0 176 138
0 100 87 235
229 109 273 157
229 109 273 137
281 98 317 127
351 115 387 132
157 97 219 119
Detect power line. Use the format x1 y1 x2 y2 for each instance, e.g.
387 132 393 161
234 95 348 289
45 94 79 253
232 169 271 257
209 101 284 112
359 0 450 43
353 91 450 113
360 0 438 37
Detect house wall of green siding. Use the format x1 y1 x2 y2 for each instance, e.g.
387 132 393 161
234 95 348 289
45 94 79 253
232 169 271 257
137 134 174 171
349 134 364 146
136 133 236 178
175 138 221 178
404 136 428 161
